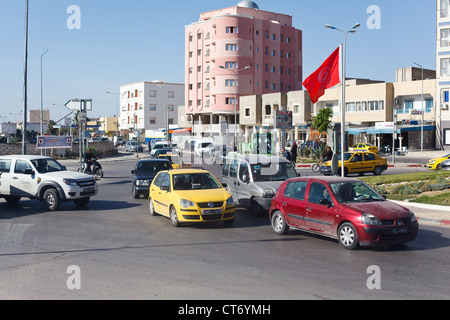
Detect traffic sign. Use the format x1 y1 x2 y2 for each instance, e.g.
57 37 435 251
65 99 93 111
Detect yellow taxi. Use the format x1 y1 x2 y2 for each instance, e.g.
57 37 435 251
349 143 378 154
320 151 388 176
427 153 450 170
156 153 182 169
148 169 235 227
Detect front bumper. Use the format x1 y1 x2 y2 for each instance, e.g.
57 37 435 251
359 222 419 246
179 205 235 222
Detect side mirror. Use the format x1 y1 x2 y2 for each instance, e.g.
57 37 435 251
24 168 34 175
319 198 332 207
160 185 170 192
222 183 228 188
131 170 135 174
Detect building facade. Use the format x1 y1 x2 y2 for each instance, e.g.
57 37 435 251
119 82 184 141
184 0 302 143
437 0 450 150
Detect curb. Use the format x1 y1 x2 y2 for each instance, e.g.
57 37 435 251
390 200 450 227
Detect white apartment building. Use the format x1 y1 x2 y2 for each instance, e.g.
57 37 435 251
119 82 184 140
437 0 450 150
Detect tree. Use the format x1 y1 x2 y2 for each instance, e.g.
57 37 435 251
312 107 333 138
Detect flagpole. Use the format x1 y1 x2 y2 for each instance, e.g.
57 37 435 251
340 43 345 177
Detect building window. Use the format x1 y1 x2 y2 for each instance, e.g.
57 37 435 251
245 108 250 117
271 50 276 57
271 66 276 73
198 33 202 39
168 105 174 112
168 118 174 125
149 118 156 124
271 34 276 40
225 79 237 86
369 101 379 111
441 58 450 77
226 44 238 51
225 62 238 69
404 100 414 114
346 102 356 112
441 28 450 47
265 105 271 115
225 98 235 104
150 90 156 97
168 91 174 98
226 27 238 34
441 0 450 18
426 99 433 113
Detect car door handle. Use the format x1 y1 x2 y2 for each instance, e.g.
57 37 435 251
282 202 287 206
12 176 19 180
306 207 312 212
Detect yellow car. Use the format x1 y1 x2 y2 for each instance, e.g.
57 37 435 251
427 153 450 170
349 143 378 154
156 153 182 169
148 169 235 227
320 151 388 176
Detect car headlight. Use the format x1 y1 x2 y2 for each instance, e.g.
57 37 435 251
429 160 435 164
263 189 275 198
361 213 382 226
408 210 417 223
226 196 234 205
63 178 78 186
136 179 149 186
180 199 195 208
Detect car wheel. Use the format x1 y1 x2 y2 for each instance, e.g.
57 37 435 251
149 198 157 216
74 197 90 207
250 200 263 217
43 188 61 211
132 186 140 199
437 164 442 171
338 222 360 250
170 205 180 227
373 166 382 176
271 210 289 235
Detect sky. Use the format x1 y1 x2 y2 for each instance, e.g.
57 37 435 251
0 0 437 120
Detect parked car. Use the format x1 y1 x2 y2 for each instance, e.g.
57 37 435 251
148 168 235 227
0 155 98 211
439 159 450 171
320 151 387 176
269 176 419 250
427 153 450 170
222 154 299 216
125 140 143 153
349 143 379 154
131 159 172 199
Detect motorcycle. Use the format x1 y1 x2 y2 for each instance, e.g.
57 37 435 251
78 158 104 178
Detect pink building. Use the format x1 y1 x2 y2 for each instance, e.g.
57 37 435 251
185 0 302 138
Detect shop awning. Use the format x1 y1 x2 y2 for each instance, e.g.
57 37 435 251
346 127 367 135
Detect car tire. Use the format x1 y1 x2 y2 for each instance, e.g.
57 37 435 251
271 210 289 235
149 198 157 216
43 188 61 211
437 164 442 171
373 166 382 176
250 200 263 217
338 222 360 250
132 186 140 199
170 205 180 227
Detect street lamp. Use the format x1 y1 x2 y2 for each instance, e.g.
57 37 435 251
218 65 251 148
40 49 49 155
325 23 360 177
413 62 424 152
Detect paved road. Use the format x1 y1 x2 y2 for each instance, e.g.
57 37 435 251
1 157 449 300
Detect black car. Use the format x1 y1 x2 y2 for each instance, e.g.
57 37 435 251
152 147 174 158
131 159 172 199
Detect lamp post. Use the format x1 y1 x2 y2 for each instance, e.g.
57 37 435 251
40 49 49 155
218 65 251 149
325 23 360 177
413 62 424 152
22 0 29 155
106 91 120 141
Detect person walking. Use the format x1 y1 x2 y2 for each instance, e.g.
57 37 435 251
291 141 298 163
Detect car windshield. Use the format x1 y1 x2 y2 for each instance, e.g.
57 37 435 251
173 173 222 190
31 158 66 173
250 162 297 182
136 161 170 174
336 153 353 161
201 143 213 148
329 181 385 203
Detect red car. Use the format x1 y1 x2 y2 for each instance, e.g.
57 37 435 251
269 176 419 250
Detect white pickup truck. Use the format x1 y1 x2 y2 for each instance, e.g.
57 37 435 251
0 155 98 211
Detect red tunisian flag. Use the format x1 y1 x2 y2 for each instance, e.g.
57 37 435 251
302 47 341 104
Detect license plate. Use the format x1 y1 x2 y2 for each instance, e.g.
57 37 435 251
202 209 222 215
392 228 408 235
84 187 94 193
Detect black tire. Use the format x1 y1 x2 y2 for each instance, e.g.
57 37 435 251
250 200 263 217
170 205 180 227
132 186 140 199
43 188 61 211
74 197 90 207
338 222 360 250
311 163 320 172
271 210 289 235
373 166 382 176
96 169 104 178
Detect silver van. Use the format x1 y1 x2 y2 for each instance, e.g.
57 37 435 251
222 154 299 215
